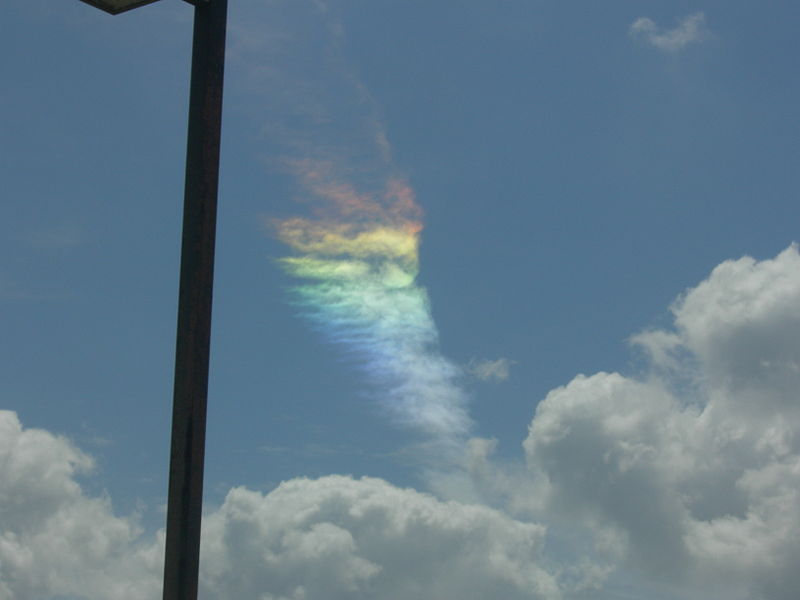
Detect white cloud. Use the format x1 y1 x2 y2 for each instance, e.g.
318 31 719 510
200 476 561 600
524 245 800 600
0 410 162 600
0 411 562 600
469 357 515 382
630 13 707 52
5 245 800 600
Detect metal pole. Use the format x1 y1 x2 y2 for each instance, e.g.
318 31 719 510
162 0 227 599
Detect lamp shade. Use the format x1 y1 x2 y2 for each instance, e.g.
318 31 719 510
79 0 162 14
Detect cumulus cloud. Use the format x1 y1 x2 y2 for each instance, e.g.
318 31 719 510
469 357 515 382
5 245 800 600
0 411 162 600
200 476 561 600
1 411 564 600
524 245 800 600
630 13 707 52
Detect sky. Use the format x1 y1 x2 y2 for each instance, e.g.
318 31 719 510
1 1 799 599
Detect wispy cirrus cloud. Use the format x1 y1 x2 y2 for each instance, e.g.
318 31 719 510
233 1 473 453
630 13 707 53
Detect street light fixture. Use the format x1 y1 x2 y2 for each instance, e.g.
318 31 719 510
76 1 228 599
79 0 162 15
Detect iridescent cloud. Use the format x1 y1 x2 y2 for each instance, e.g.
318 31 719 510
274 161 471 444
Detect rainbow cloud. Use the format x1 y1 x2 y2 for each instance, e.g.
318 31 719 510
274 161 471 445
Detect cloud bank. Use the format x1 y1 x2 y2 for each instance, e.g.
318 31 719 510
525 245 800 600
0 411 558 600
200 476 559 600
3 245 798 600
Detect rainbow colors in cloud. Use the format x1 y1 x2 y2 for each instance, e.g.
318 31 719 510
275 161 471 443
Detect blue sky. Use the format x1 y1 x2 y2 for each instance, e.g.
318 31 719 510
2 2 799 599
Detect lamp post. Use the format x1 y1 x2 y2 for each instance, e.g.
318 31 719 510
78 0 162 14
77 1 228 599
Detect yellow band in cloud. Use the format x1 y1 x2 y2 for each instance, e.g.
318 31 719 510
277 219 420 265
